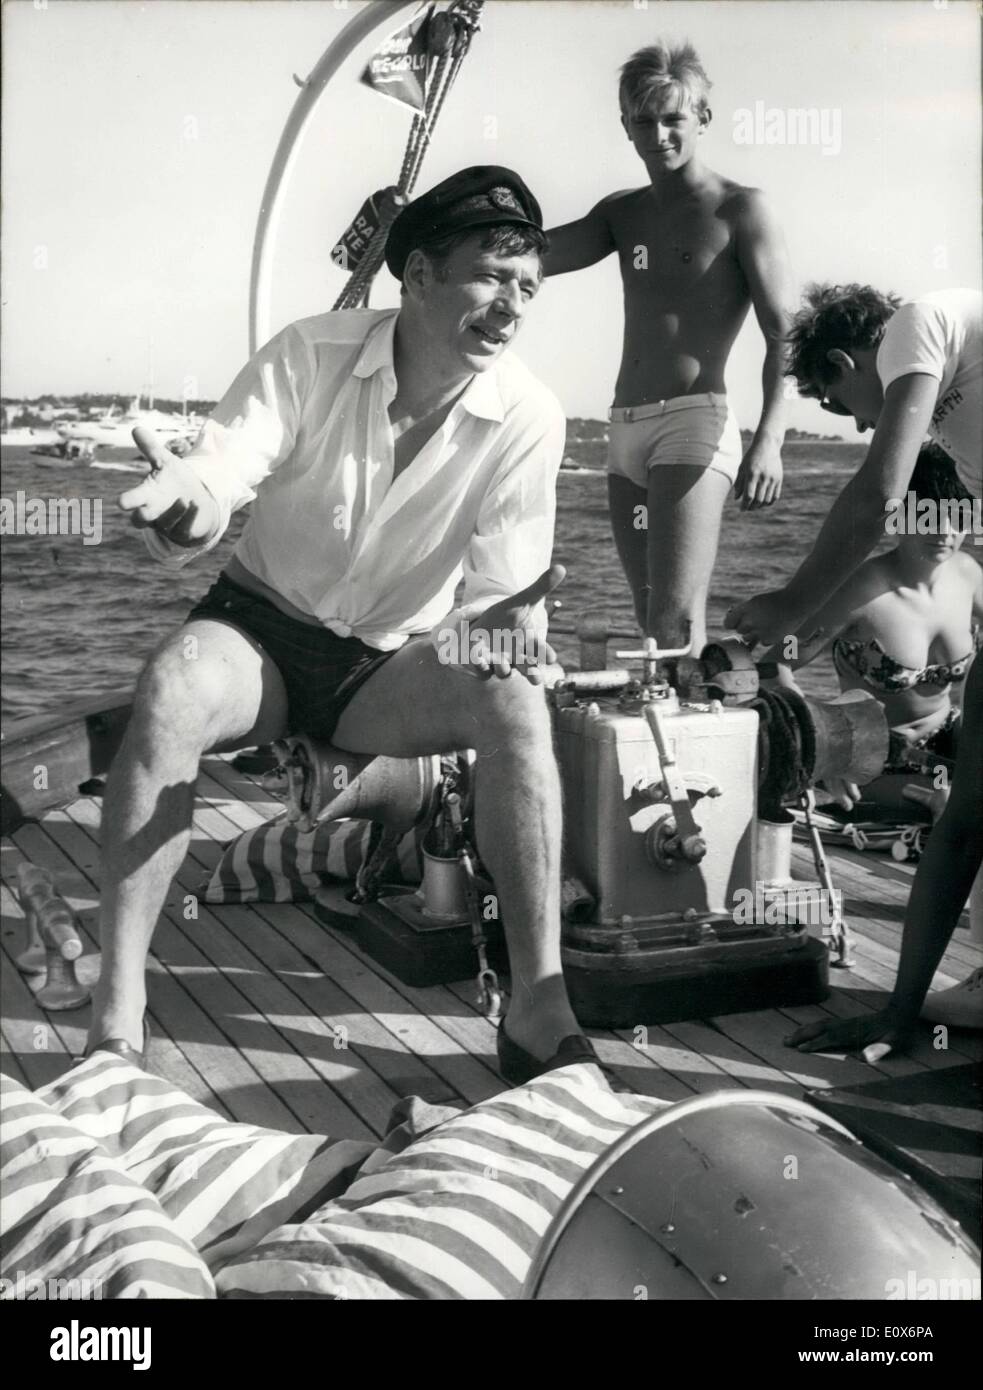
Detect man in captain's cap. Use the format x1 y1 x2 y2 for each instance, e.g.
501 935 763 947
89 166 609 1088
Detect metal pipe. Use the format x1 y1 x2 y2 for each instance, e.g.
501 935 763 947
249 0 414 353
756 815 795 884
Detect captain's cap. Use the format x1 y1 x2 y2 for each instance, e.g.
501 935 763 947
385 165 544 280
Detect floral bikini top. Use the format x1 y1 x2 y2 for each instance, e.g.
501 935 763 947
831 628 979 695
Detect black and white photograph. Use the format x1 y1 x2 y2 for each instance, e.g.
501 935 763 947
1 0 980 1344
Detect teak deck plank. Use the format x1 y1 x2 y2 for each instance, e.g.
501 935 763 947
0 1020 30 1088
1 745 979 1139
0 932 74 1089
73 804 394 1137
57 799 375 1140
6 814 242 1116
1 848 234 1115
161 797 462 1126
657 1018 804 1094
17 808 312 1133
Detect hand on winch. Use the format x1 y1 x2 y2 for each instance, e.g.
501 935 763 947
119 426 219 547
461 563 565 684
725 588 808 650
821 775 863 812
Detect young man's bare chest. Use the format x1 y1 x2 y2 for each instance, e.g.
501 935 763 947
609 190 745 305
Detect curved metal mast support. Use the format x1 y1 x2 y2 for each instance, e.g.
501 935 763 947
249 0 415 354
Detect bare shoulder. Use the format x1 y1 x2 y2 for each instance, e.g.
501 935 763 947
598 187 649 226
723 183 778 228
952 550 983 592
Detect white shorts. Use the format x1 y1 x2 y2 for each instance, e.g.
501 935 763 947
607 393 743 487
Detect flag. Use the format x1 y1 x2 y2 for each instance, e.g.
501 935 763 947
360 5 434 114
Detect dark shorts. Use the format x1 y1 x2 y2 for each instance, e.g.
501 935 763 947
185 572 398 741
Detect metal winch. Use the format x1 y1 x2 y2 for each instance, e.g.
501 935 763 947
550 625 887 1025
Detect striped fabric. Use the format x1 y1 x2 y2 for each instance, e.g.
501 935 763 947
201 816 423 904
38 1055 379 1273
216 1065 667 1300
0 1074 214 1300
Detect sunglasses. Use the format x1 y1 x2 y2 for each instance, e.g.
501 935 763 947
818 391 853 418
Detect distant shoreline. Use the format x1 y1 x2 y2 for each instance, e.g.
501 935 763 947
3 399 845 446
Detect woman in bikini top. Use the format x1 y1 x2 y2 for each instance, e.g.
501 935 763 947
830 633 976 696
764 445 983 800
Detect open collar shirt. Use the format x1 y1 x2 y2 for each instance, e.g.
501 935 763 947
146 309 566 650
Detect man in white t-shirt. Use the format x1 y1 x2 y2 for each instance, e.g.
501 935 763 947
728 284 981 646
729 283 983 1058
83 168 616 1090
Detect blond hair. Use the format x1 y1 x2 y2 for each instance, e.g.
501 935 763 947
619 41 712 118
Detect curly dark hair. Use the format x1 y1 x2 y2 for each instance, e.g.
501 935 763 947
786 283 902 395
909 442 974 505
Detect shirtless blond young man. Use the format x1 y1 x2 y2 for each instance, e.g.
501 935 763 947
546 41 793 656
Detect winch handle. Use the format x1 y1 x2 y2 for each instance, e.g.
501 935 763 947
642 701 705 865
614 636 693 662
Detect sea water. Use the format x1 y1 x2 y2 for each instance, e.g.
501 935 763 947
0 439 891 719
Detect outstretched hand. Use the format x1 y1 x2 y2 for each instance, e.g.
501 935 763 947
784 1008 917 1063
118 426 217 547
467 563 566 683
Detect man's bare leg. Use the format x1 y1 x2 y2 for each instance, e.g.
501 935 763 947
608 474 650 632
645 465 731 654
334 642 578 1062
610 466 731 653
88 620 289 1053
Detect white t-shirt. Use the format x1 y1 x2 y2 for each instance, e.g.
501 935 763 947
876 288 981 498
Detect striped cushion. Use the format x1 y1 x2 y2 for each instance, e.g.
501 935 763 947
0 1073 214 1299
201 816 423 904
37 1055 379 1272
216 1065 667 1299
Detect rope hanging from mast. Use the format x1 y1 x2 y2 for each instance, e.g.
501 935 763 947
333 0 485 310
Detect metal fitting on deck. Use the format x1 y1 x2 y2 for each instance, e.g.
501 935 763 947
15 863 90 1010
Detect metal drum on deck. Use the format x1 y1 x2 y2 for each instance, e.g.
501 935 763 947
523 1091 980 1300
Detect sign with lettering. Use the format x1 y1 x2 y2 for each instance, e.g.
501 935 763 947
360 5 434 113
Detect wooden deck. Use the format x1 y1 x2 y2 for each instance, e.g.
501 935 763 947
2 753 980 1140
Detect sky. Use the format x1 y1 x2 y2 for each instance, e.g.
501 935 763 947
2 0 981 433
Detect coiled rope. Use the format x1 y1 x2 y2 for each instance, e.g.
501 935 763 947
751 685 817 820
333 0 485 310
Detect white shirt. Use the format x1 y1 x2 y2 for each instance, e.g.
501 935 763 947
146 309 566 650
876 288 982 497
